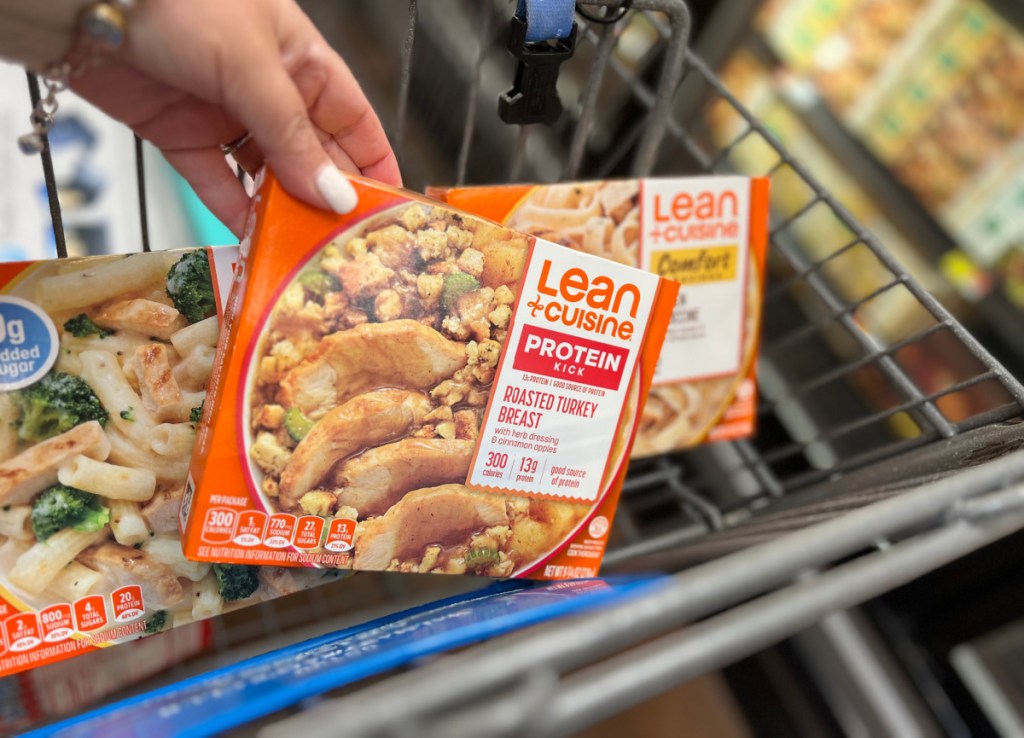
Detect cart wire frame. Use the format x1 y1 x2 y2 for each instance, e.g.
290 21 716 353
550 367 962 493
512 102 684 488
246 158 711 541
20 0 1024 734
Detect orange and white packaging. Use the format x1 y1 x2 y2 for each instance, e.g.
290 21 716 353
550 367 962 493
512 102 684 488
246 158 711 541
0 247 342 679
0 620 210 733
429 177 770 456
181 171 678 580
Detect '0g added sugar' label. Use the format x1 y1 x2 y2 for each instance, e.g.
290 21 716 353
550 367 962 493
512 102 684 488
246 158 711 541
0 297 58 390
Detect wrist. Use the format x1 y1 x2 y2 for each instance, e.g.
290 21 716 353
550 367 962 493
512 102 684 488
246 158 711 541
0 0 135 74
15 1 136 155
0 1 82 71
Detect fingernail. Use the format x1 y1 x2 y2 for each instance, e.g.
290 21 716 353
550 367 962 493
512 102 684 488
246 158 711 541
315 166 358 214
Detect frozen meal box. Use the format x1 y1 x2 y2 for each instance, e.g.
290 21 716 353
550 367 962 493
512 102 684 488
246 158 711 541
429 177 770 456
0 247 339 678
182 171 678 579
0 619 210 733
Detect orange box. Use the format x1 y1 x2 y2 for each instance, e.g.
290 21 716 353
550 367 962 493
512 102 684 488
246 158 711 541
182 172 678 579
429 177 770 456
0 248 349 678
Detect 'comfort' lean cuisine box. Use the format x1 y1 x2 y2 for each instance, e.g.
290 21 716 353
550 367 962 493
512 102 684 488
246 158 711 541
0 247 343 678
430 177 770 457
181 172 678 579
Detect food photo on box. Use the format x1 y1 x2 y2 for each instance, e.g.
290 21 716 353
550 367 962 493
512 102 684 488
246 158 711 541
0 246 344 679
180 170 679 580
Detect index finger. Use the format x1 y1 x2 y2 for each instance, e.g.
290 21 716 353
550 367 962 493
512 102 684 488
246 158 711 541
283 18 401 187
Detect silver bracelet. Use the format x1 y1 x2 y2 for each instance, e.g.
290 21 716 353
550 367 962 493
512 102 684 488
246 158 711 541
19 0 135 154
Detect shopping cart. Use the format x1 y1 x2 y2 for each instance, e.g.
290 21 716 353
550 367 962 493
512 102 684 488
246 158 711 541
17 1 1024 734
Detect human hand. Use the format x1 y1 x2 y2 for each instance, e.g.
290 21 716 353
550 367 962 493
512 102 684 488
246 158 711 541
70 0 400 237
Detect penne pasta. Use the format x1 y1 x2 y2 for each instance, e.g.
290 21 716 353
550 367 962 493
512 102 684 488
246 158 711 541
106 426 190 482
172 345 216 391
0 421 110 506
58 455 157 502
148 423 196 458
36 252 177 312
79 350 158 433
108 499 150 546
182 390 206 411
191 572 224 620
45 561 104 602
54 253 131 275
0 506 33 540
144 536 210 582
55 351 84 376
0 395 19 463
170 316 219 357
8 527 108 595
61 332 154 360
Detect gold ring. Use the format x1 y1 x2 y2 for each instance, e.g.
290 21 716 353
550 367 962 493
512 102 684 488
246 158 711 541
220 131 252 157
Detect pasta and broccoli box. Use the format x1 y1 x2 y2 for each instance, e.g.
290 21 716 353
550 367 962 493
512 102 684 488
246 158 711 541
428 177 770 457
181 171 678 579
0 247 343 678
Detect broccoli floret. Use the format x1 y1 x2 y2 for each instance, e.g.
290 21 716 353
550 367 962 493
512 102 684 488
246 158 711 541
283 408 314 442
441 272 481 313
11 371 109 443
63 314 112 339
120 407 135 422
189 404 204 424
299 271 341 297
212 563 260 601
31 484 110 542
166 249 216 324
144 610 168 634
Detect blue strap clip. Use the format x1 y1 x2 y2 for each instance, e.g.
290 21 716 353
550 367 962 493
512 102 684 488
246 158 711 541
498 0 577 126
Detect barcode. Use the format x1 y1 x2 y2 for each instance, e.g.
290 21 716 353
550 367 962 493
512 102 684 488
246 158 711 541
179 474 195 530
544 565 596 579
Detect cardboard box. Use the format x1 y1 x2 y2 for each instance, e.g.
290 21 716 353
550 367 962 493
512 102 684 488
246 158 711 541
0 620 210 733
0 247 342 678
182 172 678 579
430 177 770 456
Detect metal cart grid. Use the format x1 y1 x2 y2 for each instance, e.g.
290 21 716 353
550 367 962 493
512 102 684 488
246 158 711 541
17 1 1024 734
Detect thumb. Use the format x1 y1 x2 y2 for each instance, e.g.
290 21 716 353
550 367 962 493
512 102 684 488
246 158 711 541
224 56 357 214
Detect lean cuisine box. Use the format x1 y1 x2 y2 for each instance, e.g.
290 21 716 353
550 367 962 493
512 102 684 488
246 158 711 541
0 248 340 678
181 172 678 579
430 177 770 457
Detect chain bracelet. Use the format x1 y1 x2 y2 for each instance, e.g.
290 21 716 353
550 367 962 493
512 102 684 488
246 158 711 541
19 1 132 155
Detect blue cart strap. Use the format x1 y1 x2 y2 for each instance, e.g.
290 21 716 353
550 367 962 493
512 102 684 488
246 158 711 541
517 0 576 42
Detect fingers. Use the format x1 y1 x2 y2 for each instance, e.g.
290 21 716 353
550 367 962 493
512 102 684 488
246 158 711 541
74 60 248 151
162 147 251 237
220 37 358 215
286 39 402 188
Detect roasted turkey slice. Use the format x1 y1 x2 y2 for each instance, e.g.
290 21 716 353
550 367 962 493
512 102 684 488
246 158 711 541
335 438 474 517
354 484 507 570
278 320 467 418
278 389 432 510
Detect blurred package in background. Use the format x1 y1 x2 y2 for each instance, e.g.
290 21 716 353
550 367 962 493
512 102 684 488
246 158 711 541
704 0 1024 434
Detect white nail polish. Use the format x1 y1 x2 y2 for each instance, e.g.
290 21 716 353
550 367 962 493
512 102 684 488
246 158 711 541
315 166 358 214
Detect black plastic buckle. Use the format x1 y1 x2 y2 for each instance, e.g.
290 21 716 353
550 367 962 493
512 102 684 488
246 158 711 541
499 15 577 126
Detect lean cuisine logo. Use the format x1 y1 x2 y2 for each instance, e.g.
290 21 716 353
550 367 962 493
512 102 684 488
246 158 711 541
524 259 642 341
647 188 741 244
645 186 743 286
514 257 642 390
